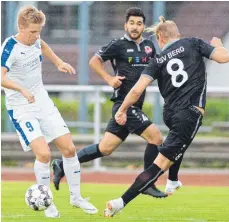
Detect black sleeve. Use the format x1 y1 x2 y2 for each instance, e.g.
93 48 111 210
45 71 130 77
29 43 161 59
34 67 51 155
192 37 215 59
141 58 160 81
151 43 156 58
95 39 119 62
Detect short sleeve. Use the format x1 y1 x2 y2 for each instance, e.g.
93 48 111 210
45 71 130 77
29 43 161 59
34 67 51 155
35 38 42 49
95 39 119 62
141 58 160 81
1 38 17 71
192 37 215 59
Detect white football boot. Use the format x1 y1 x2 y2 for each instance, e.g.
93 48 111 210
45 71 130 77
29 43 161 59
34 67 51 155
70 194 98 214
165 179 183 195
44 203 60 218
104 197 124 217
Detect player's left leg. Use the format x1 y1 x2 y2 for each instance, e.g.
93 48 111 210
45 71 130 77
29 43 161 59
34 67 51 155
52 118 128 190
127 107 167 198
41 108 98 214
51 102 129 190
53 133 98 214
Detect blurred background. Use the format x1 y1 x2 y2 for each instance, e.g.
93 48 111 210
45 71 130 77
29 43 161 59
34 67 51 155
1 1 229 170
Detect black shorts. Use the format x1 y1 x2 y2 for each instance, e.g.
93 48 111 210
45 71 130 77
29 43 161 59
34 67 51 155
106 102 152 141
158 105 203 162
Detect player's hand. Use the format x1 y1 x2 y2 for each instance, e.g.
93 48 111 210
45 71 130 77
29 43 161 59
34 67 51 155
21 89 35 103
57 62 76 74
107 76 125 88
115 109 127 125
210 37 223 48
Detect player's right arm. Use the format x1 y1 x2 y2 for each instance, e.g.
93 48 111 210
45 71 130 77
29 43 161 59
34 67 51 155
115 59 159 125
89 39 125 88
1 67 35 103
209 37 229 63
1 39 35 103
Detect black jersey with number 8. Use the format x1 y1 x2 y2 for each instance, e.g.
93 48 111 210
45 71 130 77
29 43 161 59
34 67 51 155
142 38 215 110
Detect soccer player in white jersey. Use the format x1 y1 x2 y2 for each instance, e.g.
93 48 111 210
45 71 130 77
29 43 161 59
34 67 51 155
1 5 98 218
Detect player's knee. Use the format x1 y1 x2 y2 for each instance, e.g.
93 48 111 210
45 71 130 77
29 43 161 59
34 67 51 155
62 145 76 158
99 145 113 156
98 137 119 156
155 132 163 145
148 131 163 145
36 151 51 163
154 153 171 171
101 150 113 156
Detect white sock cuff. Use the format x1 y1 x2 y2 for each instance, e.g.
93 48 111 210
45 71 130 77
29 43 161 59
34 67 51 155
62 155 79 164
118 197 124 208
34 160 50 170
34 160 50 187
167 179 177 184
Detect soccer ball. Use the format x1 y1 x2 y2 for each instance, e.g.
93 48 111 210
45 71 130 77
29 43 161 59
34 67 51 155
25 184 53 211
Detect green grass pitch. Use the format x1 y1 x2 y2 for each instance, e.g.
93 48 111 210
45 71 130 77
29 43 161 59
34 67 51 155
2 182 229 222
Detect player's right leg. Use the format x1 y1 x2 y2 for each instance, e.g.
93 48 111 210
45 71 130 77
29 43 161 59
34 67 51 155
7 110 59 218
161 106 203 195
165 155 183 195
165 179 183 195
30 137 60 218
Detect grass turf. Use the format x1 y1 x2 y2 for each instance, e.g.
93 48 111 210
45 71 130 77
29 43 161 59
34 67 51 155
2 182 229 222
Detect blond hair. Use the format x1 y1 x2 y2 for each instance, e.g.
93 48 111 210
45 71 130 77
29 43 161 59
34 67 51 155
17 5 46 28
146 16 180 39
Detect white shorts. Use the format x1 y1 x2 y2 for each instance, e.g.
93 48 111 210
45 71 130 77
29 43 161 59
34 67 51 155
7 100 70 152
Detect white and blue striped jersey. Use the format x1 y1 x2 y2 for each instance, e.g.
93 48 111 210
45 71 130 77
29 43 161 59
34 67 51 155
1 36 47 109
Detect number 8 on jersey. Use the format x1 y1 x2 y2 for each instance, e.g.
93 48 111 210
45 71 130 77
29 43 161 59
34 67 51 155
166 58 188 88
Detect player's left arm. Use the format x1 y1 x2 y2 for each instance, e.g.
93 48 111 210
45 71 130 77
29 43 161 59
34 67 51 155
195 37 229 63
210 37 229 63
41 39 76 74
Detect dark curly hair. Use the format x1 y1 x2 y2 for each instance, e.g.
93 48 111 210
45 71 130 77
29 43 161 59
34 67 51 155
125 7 146 24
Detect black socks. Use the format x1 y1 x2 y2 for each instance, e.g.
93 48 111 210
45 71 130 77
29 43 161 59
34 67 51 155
144 143 159 169
77 143 103 163
144 143 182 182
168 155 183 181
122 163 164 205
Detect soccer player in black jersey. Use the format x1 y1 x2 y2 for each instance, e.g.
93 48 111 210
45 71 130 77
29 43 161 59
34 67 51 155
52 8 180 198
104 16 229 217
